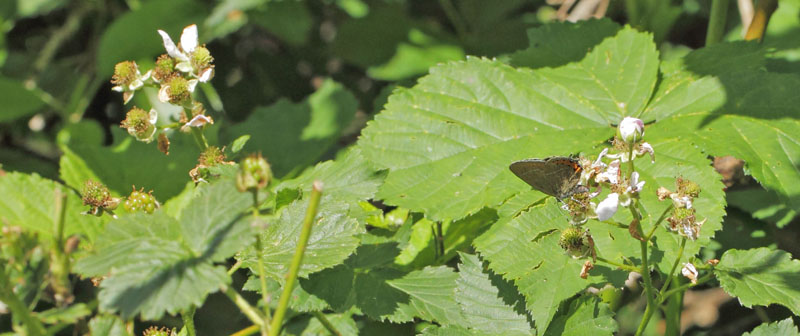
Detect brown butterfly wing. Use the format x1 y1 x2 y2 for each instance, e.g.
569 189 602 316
509 157 581 198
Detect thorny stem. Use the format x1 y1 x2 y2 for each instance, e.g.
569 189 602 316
269 181 323 336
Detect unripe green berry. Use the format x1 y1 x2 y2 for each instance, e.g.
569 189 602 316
236 154 272 192
120 107 157 142
123 188 158 214
111 61 138 86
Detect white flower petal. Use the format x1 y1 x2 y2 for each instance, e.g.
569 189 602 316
596 193 619 221
681 263 698 284
638 142 655 163
175 61 194 73
148 109 158 125
112 85 124 92
158 85 171 103
198 67 214 82
129 79 144 91
158 29 184 60
180 24 198 53
187 79 198 93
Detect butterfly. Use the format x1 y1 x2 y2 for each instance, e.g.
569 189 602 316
509 156 589 200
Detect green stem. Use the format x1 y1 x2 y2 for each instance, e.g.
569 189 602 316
190 127 209 150
662 276 684 336
250 190 272 334
223 286 265 327
268 181 324 336
231 325 259 336
181 306 197 336
228 259 243 276
634 239 657 336
51 188 72 306
0 266 46 335
595 256 639 273
645 204 673 241
706 0 730 46
311 311 341 336
659 274 714 304
657 238 687 300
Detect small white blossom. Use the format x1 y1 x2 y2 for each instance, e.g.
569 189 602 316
181 114 214 131
596 193 619 221
681 263 698 284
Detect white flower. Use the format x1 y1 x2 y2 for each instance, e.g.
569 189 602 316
638 142 655 163
180 114 214 131
596 193 619 221
627 172 645 193
681 263 698 284
157 24 212 83
111 68 151 104
619 117 644 142
595 160 621 184
158 24 196 65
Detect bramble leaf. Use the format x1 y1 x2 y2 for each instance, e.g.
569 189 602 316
715 248 800 316
743 318 800 336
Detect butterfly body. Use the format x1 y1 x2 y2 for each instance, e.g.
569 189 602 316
509 156 588 200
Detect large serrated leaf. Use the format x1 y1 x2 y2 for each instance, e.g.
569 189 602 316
359 27 659 221
74 180 251 320
386 266 466 326
544 295 617 336
0 172 105 244
509 19 621 69
455 253 533 335
743 318 800 336
473 200 628 331
715 248 800 316
239 198 363 282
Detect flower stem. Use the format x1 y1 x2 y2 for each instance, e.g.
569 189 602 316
634 238 657 336
645 204 673 241
191 127 209 150
706 0 730 45
223 286 265 328
50 188 72 306
181 306 197 336
595 256 639 272
311 311 341 336
269 181 323 336
251 190 272 336
658 237 687 300
659 273 714 304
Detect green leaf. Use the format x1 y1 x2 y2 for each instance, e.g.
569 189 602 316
239 198 364 282
359 27 659 221
715 248 800 315
386 266 466 325
473 200 628 331
59 128 199 201
0 172 105 244
743 318 800 336
221 79 357 177
96 0 206 77
276 147 384 204
544 295 617 336
284 310 359 336
74 180 249 319
395 209 496 268
649 113 800 212
229 135 250 153
0 76 45 122
37 303 91 324
727 188 797 228
455 253 533 335
88 314 132 336
509 19 621 69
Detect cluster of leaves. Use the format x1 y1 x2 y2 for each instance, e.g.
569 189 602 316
2 0 800 335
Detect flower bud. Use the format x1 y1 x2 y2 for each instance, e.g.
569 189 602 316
81 180 120 216
199 146 225 166
120 107 157 142
143 326 176 336
236 154 272 192
618 117 644 143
